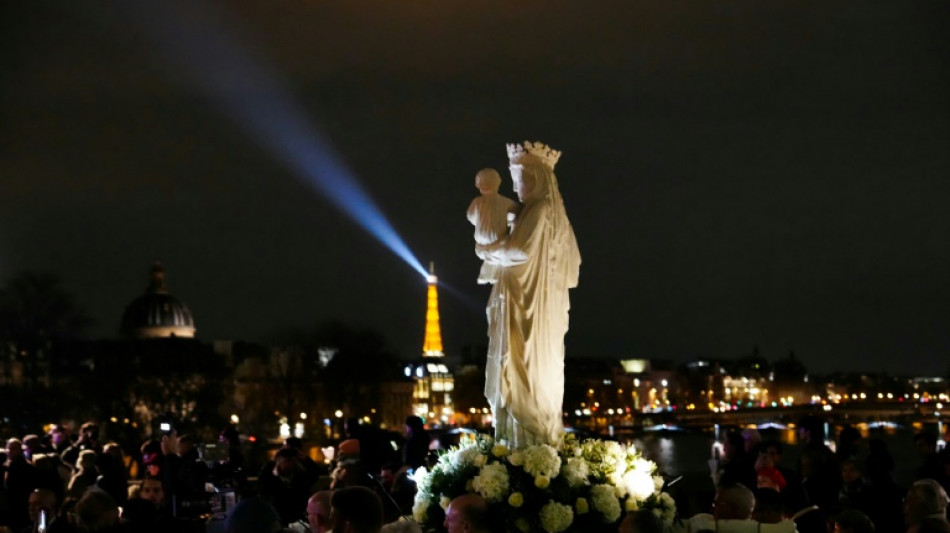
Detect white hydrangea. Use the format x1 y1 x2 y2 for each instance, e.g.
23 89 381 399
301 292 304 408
658 492 677 523
539 500 574 533
521 444 562 478
623 469 657 501
471 462 510 503
411 497 428 523
435 450 459 473
560 456 590 488
631 457 656 475
608 470 625 492
604 441 626 464
590 484 621 523
410 467 429 489
455 447 486 469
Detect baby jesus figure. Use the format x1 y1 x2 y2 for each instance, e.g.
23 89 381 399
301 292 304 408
466 168 519 284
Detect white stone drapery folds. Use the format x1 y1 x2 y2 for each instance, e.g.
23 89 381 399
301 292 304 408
476 147 580 448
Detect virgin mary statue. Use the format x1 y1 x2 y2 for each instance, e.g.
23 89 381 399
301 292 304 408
475 141 581 448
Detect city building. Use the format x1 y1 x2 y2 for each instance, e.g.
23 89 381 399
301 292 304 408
121 262 196 338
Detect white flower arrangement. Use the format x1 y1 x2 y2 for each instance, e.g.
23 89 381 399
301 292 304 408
410 433 676 533
472 462 511 502
539 500 574 533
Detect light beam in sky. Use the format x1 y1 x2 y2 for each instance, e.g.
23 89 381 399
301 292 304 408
119 0 428 279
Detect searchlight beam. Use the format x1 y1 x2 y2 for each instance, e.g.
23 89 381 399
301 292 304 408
121 0 428 279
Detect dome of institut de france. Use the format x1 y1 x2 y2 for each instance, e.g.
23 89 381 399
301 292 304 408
120 262 196 338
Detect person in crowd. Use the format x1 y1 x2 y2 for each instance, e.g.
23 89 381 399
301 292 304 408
306 491 333 533
5 438 37 530
916 432 944 481
26 488 68 533
797 415 840 512
21 436 45 463
782 483 826 533
212 426 246 491
256 447 316 526
283 437 325 479
905 479 950 532
344 418 391 475
94 445 127 507
379 462 416 520
336 439 360 465
755 447 786 492
444 494 493 533
72 489 121 532
865 438 896 484
139 440 163 479
225 497 282 533
330 449 372 491
759 440 800 493
688 482 757 532
171 433 209 500
753 488 784 524
836 425 863 464
47 426 70 455
30 454 66 502
618 509 664 533
219 426 245 470
838 458 870 514
916 517 950 533
138 476 165 511
61 423 101 469
742 428 762 455
861 438 904 532
330 486 384 533
66 450 99 500
122 474 181 533
402 416 429 472
718 431 757 490
830 508 875 533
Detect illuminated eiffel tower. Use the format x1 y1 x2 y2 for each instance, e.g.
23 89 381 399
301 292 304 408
410 262 455 425
423 262 444 358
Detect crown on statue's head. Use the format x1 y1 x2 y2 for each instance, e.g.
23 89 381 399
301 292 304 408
507 140 561 170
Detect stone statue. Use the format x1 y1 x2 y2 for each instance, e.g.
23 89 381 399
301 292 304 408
467 168 519 285
474 141 581 448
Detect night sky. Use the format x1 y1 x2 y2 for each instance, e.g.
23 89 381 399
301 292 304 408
3 1 949 375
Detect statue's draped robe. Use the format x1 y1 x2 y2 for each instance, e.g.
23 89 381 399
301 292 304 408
479 163 580 447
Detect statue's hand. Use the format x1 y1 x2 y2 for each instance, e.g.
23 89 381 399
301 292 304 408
476 239 505 261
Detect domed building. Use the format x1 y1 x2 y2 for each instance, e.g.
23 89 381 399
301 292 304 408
120 262 196 338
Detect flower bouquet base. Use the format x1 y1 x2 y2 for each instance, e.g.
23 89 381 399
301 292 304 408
411 433 677 533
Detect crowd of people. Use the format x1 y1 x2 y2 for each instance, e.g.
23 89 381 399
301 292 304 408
2 414 950 533
691 415 950 533
0 416 431 533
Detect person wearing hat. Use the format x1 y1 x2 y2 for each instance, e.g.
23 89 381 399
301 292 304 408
337 439 360 462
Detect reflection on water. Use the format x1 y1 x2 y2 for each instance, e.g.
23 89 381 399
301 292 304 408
622 421 938 490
